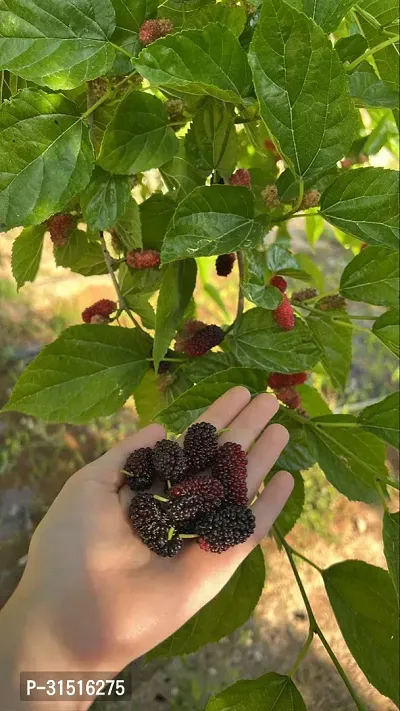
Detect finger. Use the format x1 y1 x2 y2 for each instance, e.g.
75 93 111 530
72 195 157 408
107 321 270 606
81 423 166 490
218 393 280 451
176 471 293 615
118 484 133 511
178 386 251 442
246 424 289 500
249 470 294 544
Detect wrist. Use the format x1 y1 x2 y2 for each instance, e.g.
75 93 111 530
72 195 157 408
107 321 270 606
0 581 92 711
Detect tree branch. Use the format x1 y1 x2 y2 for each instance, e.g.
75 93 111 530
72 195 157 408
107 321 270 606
274 526 368 711
99 231 141 329
236 250 245 322
346 34 400 72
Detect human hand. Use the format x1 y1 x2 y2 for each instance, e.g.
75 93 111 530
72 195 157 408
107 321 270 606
0 387 293 708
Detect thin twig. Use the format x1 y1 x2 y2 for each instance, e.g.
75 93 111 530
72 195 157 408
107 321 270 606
86 81 97 144
274 526 368 711
346 34 400 72
99 231 141 329
236 250 245 322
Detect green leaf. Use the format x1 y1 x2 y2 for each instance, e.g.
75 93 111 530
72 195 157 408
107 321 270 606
80 168 131 231
357 0 398 25
98 90 178 174
358 392 399 449
147 546 265 660
156 367 266 433
266 244 298 273
308 416 388 503
135 24 253 104
140 193 175 251
334 35 369 64
2 325 151 423
119 262 163 299
357 19 399 126
185 98 237 179
271 470 305 538
161 186 263 263
111 0 158 74
296 384 331 417
296 253 325 292
305 214 325 248
127 295 156 330
227 308 322 374
54 230 108 277
373 308 399 356
340 245 399 307
241 283 282 310
0 0 115 89
205 672 307 711
0 89 93 230
348 62 399 109
323 560 399 706
273 410 317 471
301 0 355 32
134 369 166 427
11 225 46 290
248 0 356 178
320 168 399 249
181 352 235 384
183 4 247 36
307 310 352 390
153 260 197 371
158 0 212 29
160 140 205 201
383 510 399 597
114 197 142 251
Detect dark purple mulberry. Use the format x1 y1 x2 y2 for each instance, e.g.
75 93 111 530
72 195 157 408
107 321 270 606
183 422 218 473
197 504 256 553
152 439 187 483
123 448 155 491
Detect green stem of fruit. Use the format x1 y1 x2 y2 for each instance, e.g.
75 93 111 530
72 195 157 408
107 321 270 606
375 479 389 512
332 318 371 334
82 71 137 120
353 4 382 29
236 250 245 323
275 526 368 711
146 357 186 363
110 41 135 60
346 34 400 72
167 527 176 541
179 533 199 539
290 547 323 573
153 494 169 503
346 314 375 320
288 627 314 676
313 421 358 428
99 231 142 330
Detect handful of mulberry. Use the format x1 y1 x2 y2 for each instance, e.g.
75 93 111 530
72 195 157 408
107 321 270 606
122 423 256 557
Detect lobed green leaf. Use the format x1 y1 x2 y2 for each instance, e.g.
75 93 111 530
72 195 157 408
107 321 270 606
307 310 352 391
206 672 307 711
358 392 399 449
340 245 399 307
80 168 131 231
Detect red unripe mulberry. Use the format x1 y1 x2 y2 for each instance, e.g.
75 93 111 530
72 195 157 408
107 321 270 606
229 169 252 189
216 253 235 277
268 372 307 389
139 19 161 45
184 325 225 357
48 213 76 246
126 249 160 270
138 18 174 45
274 294 295 331
269 275 287 293
82 299 116 324
276 387 301 410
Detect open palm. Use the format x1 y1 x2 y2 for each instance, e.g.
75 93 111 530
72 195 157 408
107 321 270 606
22 387 293 675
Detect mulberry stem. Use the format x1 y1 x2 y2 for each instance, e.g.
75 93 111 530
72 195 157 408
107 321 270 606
275 526 368 711
99 231 142 329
